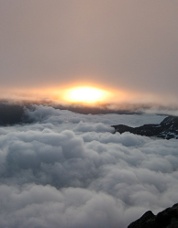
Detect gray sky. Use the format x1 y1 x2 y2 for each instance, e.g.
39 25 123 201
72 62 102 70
0 0 178 104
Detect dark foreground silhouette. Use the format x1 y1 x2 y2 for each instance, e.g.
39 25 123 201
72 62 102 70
128 203 178 228
112 116 178 139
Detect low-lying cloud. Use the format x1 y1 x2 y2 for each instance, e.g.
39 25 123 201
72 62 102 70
0 105 178 227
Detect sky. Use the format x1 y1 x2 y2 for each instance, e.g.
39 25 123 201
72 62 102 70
0 105 178 228
0 0 178 105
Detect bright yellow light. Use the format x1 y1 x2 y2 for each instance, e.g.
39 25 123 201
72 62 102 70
64 86 109 104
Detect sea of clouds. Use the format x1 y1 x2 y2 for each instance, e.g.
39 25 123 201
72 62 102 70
0 105 178 228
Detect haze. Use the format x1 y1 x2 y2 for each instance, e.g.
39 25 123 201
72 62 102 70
0 0 178 105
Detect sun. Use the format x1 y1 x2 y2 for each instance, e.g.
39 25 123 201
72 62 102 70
63 86 109 104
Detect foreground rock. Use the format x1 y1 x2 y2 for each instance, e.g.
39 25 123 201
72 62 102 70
112 116 178 139
128 203 178 228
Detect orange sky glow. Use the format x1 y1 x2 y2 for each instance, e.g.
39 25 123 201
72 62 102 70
0 83 137 106
0 1 178 107
1 82 174 108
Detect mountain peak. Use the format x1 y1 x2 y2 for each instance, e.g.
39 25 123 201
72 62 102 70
112 116 178 139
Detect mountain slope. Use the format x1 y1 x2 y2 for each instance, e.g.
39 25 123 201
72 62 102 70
112 116 178 139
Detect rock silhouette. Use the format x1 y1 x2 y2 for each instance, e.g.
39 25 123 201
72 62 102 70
128 203 178 228
112 116 178 139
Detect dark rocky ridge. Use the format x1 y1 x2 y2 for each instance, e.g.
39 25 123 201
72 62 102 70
112 116 178 139
128 203 178 228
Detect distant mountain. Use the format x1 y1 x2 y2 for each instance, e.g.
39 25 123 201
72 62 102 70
112 116 178 139
0 103 25 126
128 203 178 228
0 102 141 126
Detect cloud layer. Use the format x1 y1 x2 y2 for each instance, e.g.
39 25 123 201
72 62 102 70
0 105 178 227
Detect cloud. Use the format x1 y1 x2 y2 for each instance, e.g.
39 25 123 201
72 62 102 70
0 105 178 227
0 184 126 228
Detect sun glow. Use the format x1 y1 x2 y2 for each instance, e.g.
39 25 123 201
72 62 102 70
3 84 134 106
64 86 109 104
